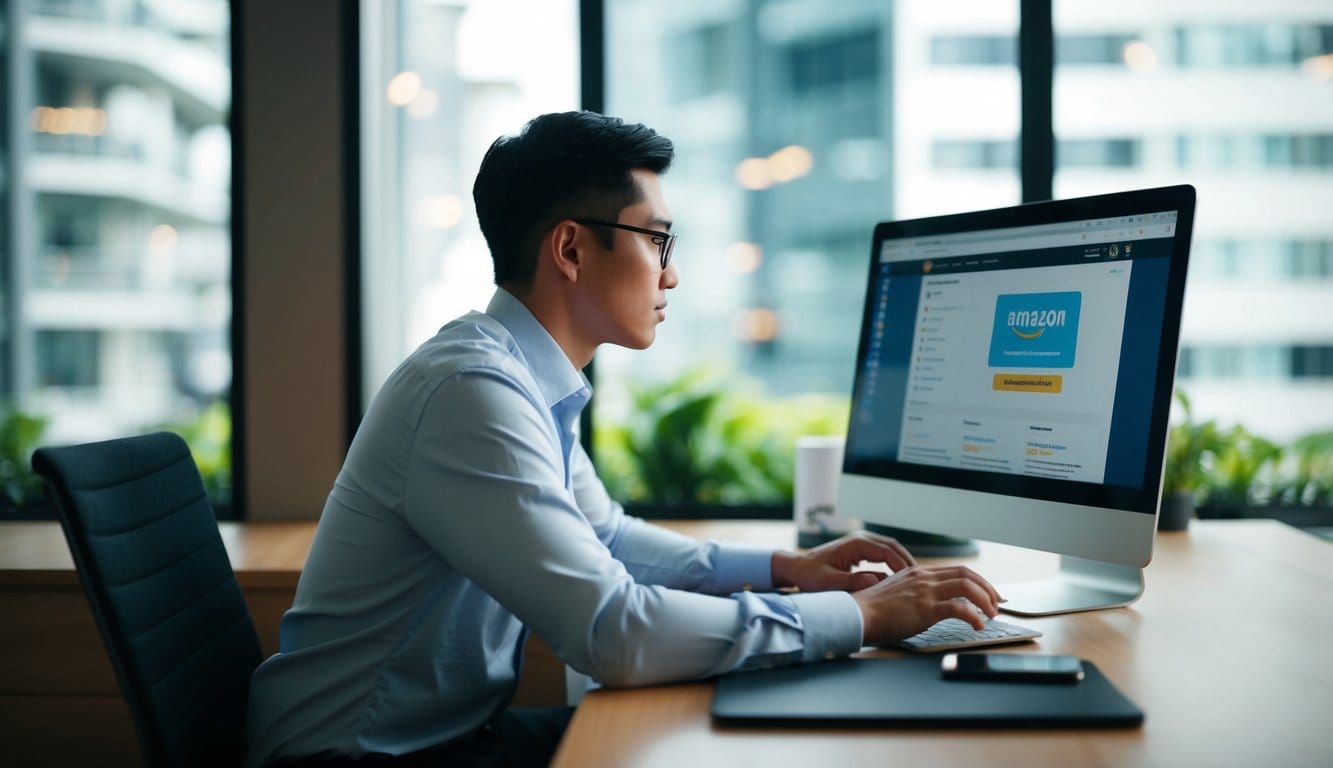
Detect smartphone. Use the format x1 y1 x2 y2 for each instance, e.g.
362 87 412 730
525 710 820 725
940 653 1084 683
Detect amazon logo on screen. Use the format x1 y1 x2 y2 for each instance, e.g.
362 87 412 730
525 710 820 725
988 291 1082 369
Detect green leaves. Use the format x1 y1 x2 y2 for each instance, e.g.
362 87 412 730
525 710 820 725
0 400 233 513
0 404 49 507
1163 390 1221 497
1165 389 1332 509
595 368 849 506
160 400 232 502
1207 427 1282 507
1279 430 1333 507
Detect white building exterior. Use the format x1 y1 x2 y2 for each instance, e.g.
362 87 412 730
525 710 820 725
8 0 231 444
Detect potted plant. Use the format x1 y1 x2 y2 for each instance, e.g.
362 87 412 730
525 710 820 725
1159 391 1219 531
1273 430 1333 510
0 403 50 519
1162 394 1330 529
1197 425 1282 519
595 367 848 510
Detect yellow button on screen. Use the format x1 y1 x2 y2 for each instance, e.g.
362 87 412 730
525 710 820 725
992 373 1063 393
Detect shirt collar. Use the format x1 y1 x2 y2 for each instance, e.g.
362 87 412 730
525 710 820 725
485 287 591 411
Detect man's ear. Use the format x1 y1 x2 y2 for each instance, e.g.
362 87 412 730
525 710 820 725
549 220 582 282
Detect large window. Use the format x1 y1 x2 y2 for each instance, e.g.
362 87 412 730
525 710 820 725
359 0 578 398
0 1 232 518
1053 1 1333 448
597 1 1019 512
355 2 1330 519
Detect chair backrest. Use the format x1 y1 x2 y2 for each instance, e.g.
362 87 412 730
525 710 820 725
32 431 262 768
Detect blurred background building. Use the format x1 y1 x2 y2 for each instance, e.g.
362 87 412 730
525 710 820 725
2 0 231 472
602 0 1332 445
1052 1 1333 443
359 0 577 400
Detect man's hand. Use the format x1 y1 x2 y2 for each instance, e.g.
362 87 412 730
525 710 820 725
770 530 917 593
769 530 1006 644
852 564 1004 641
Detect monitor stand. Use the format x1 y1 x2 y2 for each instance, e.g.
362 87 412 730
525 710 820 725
998 555 1145 616
863 523 978 558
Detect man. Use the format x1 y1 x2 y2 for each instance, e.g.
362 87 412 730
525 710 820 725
244 111 1002 767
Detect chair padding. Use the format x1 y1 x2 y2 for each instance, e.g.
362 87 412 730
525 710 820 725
34 431 262 768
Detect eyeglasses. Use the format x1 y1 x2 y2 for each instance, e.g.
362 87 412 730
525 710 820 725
575 219 677 270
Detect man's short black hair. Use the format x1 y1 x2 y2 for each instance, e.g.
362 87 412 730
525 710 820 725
472 111 675 287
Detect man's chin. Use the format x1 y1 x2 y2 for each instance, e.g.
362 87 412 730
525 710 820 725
614 331 655 351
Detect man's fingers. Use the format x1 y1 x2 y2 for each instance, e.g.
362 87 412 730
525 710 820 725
829 532 916 571
857 531 918 568
814 567 885 593
936 578 1000 618
933 564 1004 605
937 597 988 631
849 569 886 590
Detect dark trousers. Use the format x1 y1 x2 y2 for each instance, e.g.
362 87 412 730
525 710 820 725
271 706 574 768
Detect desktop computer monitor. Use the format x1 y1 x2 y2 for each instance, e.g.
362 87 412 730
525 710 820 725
840 185 1196 616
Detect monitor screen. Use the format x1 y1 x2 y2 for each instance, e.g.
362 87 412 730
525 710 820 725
840 185 1195 611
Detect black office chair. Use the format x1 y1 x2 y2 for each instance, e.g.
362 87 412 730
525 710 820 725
32 431 262 768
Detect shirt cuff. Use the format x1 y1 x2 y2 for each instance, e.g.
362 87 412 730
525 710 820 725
711 543 777 593
789 591 864 663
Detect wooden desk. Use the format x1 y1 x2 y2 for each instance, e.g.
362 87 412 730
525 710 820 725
553 520 1333 768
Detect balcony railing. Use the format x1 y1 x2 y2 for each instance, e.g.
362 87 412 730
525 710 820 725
32 0 229 57
34 243 229 291
32 0 112 22
34 250 142 290
32 131 141 161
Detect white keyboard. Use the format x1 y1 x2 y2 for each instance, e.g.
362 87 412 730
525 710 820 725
896 617 1042 653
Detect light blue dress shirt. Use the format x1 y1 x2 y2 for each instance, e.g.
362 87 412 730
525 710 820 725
243 289 864 765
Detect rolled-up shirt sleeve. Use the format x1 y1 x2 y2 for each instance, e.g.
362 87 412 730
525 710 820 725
404 368 864 688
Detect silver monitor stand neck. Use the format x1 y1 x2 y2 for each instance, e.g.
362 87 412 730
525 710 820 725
998 554 1145 617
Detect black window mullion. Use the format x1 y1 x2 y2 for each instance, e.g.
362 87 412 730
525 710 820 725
230 0 247 519
580 0 605 114
579 0 604 460
1019 0 1054 202
342 0 363 447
